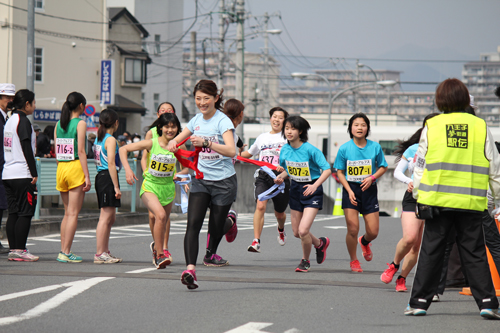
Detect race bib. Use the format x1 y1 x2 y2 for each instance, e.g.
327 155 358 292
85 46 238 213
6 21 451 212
346 159 372 182
148 154 176 177
94 145 102 166
3 131 12 153
199 136 222 161
286 161 311 182
56 138 75 160
260 149 280 166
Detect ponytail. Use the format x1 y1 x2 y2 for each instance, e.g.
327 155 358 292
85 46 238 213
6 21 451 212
97 109 118 141
61 91 86 130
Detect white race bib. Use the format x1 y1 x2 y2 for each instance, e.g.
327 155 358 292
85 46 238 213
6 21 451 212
3 131 12 153
56 138 75 160
346 159 372 182
94 145 102 166
286 161 311 182
148 154 176 177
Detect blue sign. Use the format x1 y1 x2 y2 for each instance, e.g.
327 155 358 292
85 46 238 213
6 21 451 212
85 104 95 117
34 109 100 128
100 59 115 105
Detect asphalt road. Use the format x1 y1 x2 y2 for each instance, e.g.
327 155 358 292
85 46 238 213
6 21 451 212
0 214 498 332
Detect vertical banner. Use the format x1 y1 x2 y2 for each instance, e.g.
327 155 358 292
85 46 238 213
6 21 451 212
100 59 115 105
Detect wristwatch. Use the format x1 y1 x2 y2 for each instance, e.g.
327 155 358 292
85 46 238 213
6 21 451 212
202 139 209 148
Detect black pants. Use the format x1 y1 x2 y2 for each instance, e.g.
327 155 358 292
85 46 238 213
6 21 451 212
409 209 498 311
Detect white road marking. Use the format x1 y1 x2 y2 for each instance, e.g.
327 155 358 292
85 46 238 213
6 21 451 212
225 322 273 333
126 268 157 274
324 226 347 229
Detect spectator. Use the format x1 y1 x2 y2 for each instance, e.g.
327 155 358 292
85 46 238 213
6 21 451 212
123 131 131 144
87 132 96 159
43 125 55 158
35 124 51 158
117 135 134 159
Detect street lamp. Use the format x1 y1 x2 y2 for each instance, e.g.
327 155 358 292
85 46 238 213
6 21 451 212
357 63 380 124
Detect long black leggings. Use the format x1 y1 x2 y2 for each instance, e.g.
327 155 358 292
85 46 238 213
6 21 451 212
184 192 232 265
6 213 33 250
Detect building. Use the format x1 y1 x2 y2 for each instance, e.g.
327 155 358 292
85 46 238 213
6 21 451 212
182 51 281 121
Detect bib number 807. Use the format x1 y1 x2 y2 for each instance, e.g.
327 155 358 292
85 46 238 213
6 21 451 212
288 166 309 176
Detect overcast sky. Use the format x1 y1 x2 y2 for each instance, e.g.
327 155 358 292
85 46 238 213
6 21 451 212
184 0 500 89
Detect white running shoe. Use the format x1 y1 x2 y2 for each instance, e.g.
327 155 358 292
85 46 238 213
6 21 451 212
247 239 261 253
277 228 287 246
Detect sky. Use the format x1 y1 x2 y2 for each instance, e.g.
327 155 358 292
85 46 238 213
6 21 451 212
183 0 500 91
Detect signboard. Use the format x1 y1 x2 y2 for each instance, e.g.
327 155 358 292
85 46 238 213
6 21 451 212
34 109 100 128
100 59 115 105
84 104 95 117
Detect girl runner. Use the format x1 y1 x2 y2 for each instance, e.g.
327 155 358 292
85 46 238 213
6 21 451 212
333 113 388 273
3 89 38 262
274 116 331 272
93 109 122 264
141 102 177 263
120 113 187 269
241 107 289 253
167 79 236 289
380 113 439 290
55 92 91 263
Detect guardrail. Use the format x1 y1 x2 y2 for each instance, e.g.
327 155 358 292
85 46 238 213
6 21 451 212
34 157 137 220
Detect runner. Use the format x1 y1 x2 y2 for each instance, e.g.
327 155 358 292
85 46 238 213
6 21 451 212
120 113 187 269
274 116 331 272
55 92 91 263
93 109 122 264
141 101 177 263
167 79 236 289
380 113 439 290
333 113 388 273
3 89 38 262
240 107 289 253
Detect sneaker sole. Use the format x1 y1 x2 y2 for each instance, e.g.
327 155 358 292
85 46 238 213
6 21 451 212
94 260 119 264
295 268 310 272
404 310 426 316
156 258 172 269
225 224 238 243
247 246 260 253
480 310 500 319
181 272 199 290
56 258 82 263
317 238 330 264
395 288 407 292
203 261 229 267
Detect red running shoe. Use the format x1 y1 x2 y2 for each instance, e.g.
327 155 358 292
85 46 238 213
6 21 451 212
181 270 199 290
358 236 373 261
225 210 238 243
395 276 407 292
381 263 398 284
350 259 363 273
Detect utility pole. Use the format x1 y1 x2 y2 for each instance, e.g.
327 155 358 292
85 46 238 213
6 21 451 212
26 0 35 92
217 0 225 88
354 59 359 112
235 0 245 141
190 31 197 119
263 12 269 117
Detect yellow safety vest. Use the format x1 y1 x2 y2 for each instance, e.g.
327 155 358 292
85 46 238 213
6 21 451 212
418 112 489 211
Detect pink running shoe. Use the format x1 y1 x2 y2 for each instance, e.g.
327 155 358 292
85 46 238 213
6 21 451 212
163 249 173 263
381 263 398 284
395 276 407 292
181 270 199 290
350 259 363 273
225 210 238 243
358 236 373 261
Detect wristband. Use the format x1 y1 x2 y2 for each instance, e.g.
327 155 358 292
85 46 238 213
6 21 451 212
370 175 376 182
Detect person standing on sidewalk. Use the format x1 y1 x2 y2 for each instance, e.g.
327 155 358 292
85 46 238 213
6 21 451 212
0 83 15 254
240 107 290 253
406 78 500 319
2 89 39 262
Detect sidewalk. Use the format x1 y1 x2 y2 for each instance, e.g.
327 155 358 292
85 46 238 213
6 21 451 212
0 210 187 239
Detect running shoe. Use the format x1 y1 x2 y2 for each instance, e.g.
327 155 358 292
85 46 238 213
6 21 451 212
432 294 440 302
480 308 500 319
57 252 82 263
404 305 426 316
295 259 311 272
247 239 261 253
358 236 373 261
277 228 287 246
315 237 330 264
94 252 120 264
163 249 173 263
203 253 229 267
18 249 39 262
225 210 238 243
7 250 22 261
107 251 122 263
150 241 156 265
395 276 407 292
350 259 363 273
181 270 199 290
381 263 398 284
155 253 171 269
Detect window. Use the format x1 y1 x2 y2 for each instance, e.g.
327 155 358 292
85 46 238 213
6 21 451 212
379 140 398 155
249 138 256 148
34 47 43 82
35 0 44 10
154 35 161 55
124 58 147 84
153 93 159 112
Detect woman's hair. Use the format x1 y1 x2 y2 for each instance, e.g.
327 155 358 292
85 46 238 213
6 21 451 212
60 91 86 130
157 102 176 114
394 112 440 162
150 113 181 137
269 106 289 119
193 79 224 110
43 125 55 140
7 89 35 111
223 99 244 120
97 109 119 141
347 113 371 139
435 78 470 113
282 115 311 142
